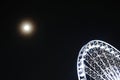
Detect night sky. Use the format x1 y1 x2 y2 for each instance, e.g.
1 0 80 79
1 1 120 80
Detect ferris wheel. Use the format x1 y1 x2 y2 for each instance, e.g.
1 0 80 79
77 40 120 80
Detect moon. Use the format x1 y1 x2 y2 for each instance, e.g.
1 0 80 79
18 18 37 37
21 22 33 34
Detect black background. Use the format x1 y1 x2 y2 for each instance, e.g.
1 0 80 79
1 1 120 80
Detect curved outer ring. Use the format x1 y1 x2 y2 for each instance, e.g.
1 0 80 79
77 40 120 80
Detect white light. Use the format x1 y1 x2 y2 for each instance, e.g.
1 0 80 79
22 23 32 33
77 40 120 80
19 21 34 36
17 18 37 37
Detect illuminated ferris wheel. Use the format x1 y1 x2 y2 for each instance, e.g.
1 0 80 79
77 40 120 80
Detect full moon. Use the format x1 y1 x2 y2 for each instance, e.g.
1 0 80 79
22 22 32 33
18 18 36 37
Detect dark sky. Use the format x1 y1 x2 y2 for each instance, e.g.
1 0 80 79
1 1 120 80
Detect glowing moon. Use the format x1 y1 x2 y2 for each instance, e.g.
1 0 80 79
21 22 32 33
18 18 37 37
